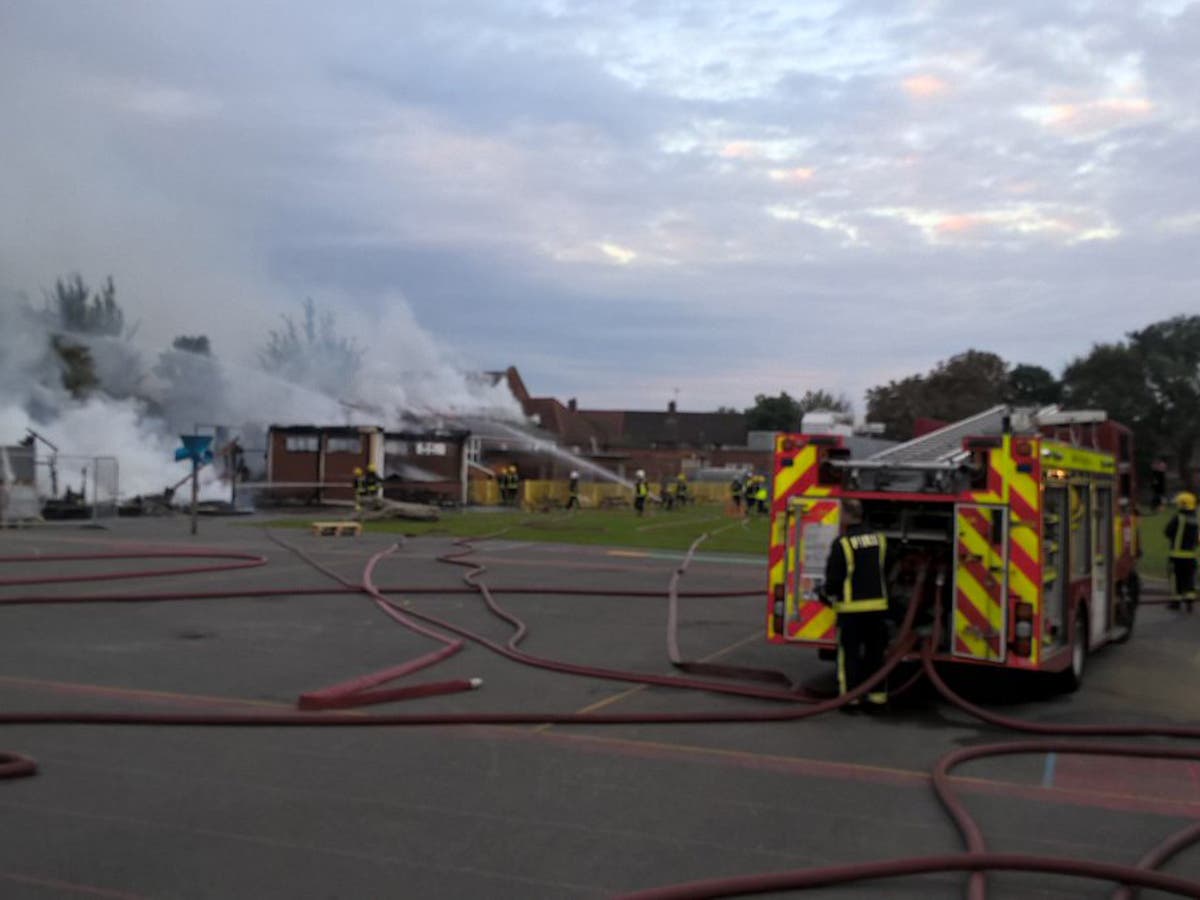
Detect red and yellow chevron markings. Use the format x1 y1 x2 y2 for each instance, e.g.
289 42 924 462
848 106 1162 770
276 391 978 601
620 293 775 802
767 436 838 643
954 504 1006 660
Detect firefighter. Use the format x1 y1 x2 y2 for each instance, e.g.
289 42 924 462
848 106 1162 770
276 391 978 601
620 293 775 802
362 464 382 509
566 471 580 510
730 474 743 515
352 467 366 517
1165 491 1198 612
754 476 769 515
822 498 891 709
675 472 689 508
507 465 521 508
634 469 649 516
660 475 675 511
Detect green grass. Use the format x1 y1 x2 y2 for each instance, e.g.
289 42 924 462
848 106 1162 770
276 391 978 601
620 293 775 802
266 505 1177 571
266 505 774 556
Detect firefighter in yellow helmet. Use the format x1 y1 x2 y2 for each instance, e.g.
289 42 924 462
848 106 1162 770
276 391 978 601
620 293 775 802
821 498 891 709
1165 491 1198 612
675 472 689 508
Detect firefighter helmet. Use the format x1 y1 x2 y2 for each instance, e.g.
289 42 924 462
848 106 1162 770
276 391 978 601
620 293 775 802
366 464 377 474
1176 491 1197 511
353 467 364 476
635 469 645 479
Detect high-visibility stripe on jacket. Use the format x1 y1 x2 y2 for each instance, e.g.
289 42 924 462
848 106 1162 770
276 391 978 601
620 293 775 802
636 480 648 497
1166 511 1199 558
824 527 888 614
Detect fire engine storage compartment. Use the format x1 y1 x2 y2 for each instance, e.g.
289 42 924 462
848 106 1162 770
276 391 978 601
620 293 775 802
858 498 956 649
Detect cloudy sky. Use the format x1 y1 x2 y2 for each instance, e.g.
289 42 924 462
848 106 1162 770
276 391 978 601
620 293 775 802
2 0 1199 414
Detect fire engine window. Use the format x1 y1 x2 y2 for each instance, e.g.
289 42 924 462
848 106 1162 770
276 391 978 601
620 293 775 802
1070 483 1090 578
284 435 319 452
327 437 362 454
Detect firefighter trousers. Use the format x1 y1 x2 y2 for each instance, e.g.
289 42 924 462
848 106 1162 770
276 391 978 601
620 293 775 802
1169 557 1196 611
837 610 889 704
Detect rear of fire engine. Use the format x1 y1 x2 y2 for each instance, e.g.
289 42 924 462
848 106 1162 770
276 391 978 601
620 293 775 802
766 406 1140 690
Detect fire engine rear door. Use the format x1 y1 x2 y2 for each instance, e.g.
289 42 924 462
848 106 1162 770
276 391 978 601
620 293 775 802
782 498 840 642
952 503 1008 662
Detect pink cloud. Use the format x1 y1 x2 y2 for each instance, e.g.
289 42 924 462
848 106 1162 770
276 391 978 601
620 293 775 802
768 166 814 183
902 74 949 98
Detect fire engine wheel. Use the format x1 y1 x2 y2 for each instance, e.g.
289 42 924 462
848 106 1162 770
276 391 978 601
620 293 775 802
1113 573 1139 643
1056 607 1087 693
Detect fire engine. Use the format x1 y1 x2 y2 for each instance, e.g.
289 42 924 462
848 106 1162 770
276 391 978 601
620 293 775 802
766 406 1140 690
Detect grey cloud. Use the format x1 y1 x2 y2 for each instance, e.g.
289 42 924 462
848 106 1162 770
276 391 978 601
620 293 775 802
4 0 1200 418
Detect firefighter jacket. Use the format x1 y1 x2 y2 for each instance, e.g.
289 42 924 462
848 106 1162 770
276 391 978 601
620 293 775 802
822 524 889 614
635 479 648 497
730 478 742 498
1165 510 1199 559
361 471 381 497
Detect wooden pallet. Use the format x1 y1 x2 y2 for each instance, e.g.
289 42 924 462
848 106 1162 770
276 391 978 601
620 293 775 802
311 521 362 537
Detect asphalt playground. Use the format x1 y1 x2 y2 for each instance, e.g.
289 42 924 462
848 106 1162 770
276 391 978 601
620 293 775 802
1 515 1199 899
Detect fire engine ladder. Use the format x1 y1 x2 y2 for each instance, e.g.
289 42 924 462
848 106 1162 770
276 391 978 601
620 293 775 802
863 405 1012 468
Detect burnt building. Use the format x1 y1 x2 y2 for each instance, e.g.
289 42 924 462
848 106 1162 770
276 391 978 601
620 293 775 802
265 424 471 506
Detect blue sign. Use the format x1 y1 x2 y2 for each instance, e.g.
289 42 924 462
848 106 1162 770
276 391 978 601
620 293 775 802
175 434 214 464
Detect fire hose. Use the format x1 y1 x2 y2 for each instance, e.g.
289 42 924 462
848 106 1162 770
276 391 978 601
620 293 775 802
1 533 1198 898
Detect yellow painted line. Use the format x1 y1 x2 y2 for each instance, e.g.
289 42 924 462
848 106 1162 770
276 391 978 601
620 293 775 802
537 630 768 732
607 550 648 558
0 675 293 710
524 729 1200 814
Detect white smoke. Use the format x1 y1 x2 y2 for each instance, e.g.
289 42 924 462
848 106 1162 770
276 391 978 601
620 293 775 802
0 287 523 502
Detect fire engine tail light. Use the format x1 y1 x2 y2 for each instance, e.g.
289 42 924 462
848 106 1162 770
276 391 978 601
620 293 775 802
1012 601 1034 657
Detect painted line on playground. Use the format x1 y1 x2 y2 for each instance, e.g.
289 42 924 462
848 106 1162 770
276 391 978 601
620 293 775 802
606 548 762 567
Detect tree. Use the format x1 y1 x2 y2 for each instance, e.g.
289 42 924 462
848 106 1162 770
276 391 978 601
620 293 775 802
50 335 98 398
865 350 1009 439
1006 363 1061 406
258 298 363 397
865 374 926 440
797 389 852 414
744 392 802 431
49 274 124 336
1060 343 1151 435
922 350 1008 421
1059 320 1200 488
153 334 226 434
1129 317 1200 487
172 335 211 356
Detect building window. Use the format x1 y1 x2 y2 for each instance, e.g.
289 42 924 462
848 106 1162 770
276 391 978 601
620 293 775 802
385 440 409 456
327 437 362 454
415 441 447 456
284 435 319 453
466 437 481 465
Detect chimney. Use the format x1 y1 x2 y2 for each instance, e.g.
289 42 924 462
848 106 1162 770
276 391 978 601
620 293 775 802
668 400 677 414
568 398 577 412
